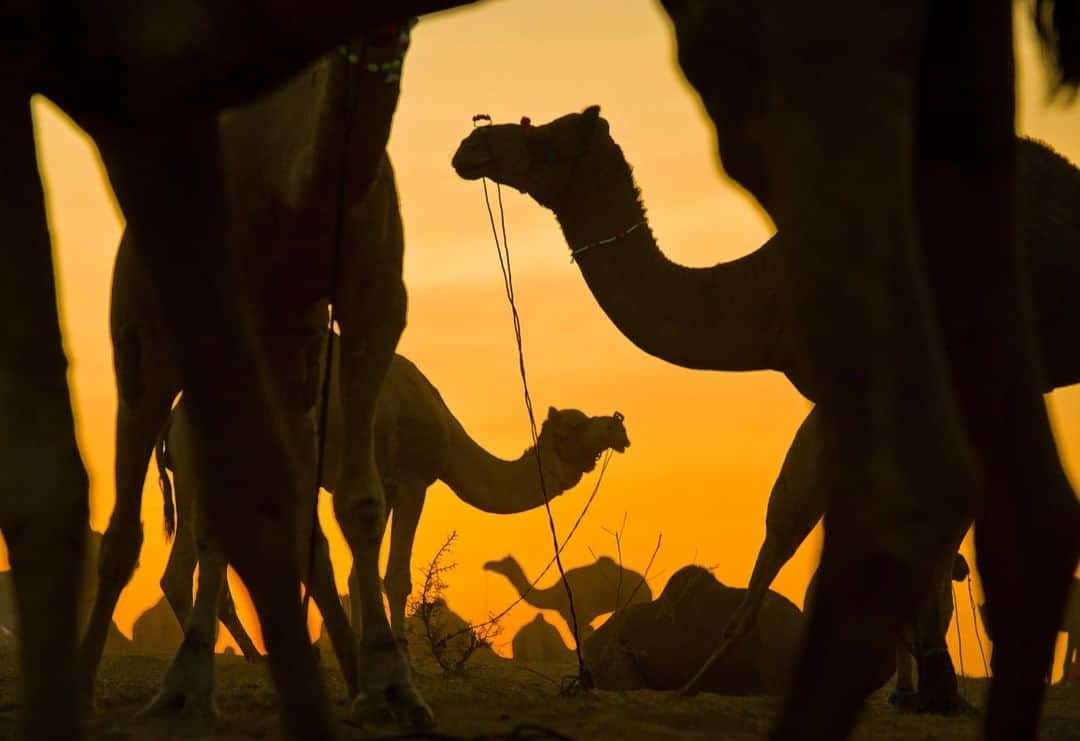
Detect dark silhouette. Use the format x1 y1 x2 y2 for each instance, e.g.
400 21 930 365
512 614 574 664
80 18 432 731
453 86 1080 738
483 554 652 640
981 577 1080 684
153 350 627 698
583 565 803 695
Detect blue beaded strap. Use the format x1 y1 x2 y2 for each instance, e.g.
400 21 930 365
570 221 643 262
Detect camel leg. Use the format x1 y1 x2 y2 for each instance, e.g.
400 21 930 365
891 645 916 706
1065 629 1077 684
907 565 961 714
383 481 426 643
89 118 334 740
81 233 178 706
685 410 826 696
0 90 88 740
333 162 422 728
160 462 198 632
306 517 361 697
915 4 1079 738
142 514 228 722
216 577 262 663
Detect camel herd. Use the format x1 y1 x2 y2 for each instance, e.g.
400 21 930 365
2 2 1079 740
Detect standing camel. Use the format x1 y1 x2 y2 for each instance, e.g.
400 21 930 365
81 22 445 728
152 350 629 665
453 0 1080 734
3 2 478 739
6 2 1078 740
483 554 652 639
452 104 1080 717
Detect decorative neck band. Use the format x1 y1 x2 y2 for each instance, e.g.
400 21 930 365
570 222 643 262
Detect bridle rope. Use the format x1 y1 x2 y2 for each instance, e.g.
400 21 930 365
470 112 593 693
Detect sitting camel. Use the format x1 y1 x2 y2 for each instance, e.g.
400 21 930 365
154 351 629 666
582 565 804 695
511 614 574 664
452 104 1080 717
131 598 184 656
981 577 1080 684
483 554 651 640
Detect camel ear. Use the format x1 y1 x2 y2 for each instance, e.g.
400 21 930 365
583 105 601 119
547 406 560 422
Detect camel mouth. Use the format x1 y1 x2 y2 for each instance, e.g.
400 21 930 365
452 137 490 180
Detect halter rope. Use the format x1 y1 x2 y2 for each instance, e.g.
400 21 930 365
470 112 595 693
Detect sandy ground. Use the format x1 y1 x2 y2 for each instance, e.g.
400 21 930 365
0 647 1077 740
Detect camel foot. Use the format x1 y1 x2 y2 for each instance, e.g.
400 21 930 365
137 637 216 725
351 640 433 730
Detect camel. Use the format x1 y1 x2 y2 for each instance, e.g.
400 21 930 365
7 2 488 738
451 62 1080 735
582 565 804 695
512 614 574 664
131 598 185 656
153 350 629 662
401 597 505 667
78 24 430 728
7 2 1076 740
981 578 1080 684
482 554 652 640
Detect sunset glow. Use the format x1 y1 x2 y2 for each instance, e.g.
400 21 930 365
12 0 1079 681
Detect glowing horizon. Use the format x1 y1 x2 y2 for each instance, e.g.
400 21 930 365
7 0 1079 680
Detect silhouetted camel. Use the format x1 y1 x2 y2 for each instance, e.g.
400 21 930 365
511 614 573 664
154 352 628 671
483 554 651 640
7 2 480 738
452 75 1080 736
82 20 435 730
583 565 803 695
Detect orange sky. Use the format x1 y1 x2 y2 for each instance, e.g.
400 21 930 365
12 0 1080 680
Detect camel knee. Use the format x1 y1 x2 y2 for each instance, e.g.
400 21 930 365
334 494 387 547
97 518 144 588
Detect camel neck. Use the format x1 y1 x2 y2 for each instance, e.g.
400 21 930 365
439 414 574 515
547 134 795 377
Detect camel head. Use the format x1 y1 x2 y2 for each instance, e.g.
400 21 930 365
452 105 610 209
482 555 521 578
538 406 630 475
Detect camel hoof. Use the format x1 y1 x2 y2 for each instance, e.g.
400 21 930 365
351 685 434 730
137 638 216 724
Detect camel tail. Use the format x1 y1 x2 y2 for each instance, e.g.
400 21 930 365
155 421 176 541
1034 0 1080 89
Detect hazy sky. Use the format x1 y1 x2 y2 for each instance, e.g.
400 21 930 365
18 1 1080 675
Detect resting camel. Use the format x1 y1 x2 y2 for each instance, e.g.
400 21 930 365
512 614 574 664
583 565 804 695
453 1 1080 733
152 351 629 664
483 554 651 640
6 2 1077 740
